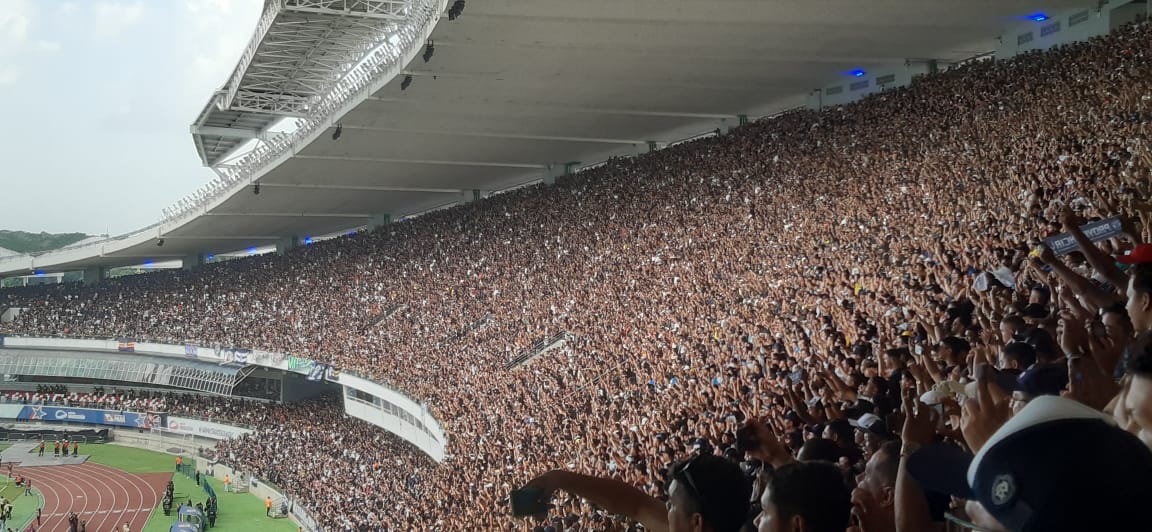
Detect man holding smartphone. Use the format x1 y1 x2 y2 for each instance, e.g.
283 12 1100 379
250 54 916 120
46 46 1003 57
520 454 751 532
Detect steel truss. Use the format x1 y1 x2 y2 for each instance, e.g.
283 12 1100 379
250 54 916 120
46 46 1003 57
0 354 243 396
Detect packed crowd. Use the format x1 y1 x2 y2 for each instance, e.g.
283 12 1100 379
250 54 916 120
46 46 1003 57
3 17 1152 531
0 388 279 423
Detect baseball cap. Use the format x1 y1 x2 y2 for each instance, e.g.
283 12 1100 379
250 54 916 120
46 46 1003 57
849 413 895 440
906 396 1152 531
996 364 1068 398
1117 243 1152 265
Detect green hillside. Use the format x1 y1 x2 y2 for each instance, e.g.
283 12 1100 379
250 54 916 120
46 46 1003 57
0 230 90 253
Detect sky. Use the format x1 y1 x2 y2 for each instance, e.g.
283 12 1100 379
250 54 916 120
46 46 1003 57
0 0 263 235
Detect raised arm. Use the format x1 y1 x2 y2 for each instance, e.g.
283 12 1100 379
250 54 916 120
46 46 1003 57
525 470 668 532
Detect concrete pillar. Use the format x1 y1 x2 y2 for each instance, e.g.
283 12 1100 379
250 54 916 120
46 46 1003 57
182 253 204 271
807 89 823 111
542 164 565 185
82 266 105 286
369 213 392 230
276 236 300 256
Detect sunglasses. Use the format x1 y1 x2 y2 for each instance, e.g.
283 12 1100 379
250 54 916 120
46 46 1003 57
675 455 711 519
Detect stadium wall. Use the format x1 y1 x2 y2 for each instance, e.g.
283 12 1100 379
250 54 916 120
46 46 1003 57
809 1 1149 110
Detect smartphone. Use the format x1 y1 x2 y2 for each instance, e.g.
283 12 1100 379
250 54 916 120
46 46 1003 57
509 487 550 518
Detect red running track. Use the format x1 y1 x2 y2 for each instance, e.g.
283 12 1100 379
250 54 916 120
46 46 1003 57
12 462 169 532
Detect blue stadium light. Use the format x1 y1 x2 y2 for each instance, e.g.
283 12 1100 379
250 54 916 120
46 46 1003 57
247 247 257 255
303 237 314 245
346 230 357 236
1027 12 1049 21
849 69 866 77
206 254 215 261
144 260 154 268
34 270 44 277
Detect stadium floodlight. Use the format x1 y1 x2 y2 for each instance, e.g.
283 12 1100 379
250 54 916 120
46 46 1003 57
849 69 866 77
401 75 413 90
156 239 165 247
1027 12 1049 21
332 124 343 141
448 0 465 20
253 183 261 195
422 41 435 63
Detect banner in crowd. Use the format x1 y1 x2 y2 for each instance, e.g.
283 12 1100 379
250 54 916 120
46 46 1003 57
117 338 136 352
14 405 166 429
306 363 341 382
1043 216 1123 256
165 416 253 440
307 363 328 381
215 347 251 365
287 355 315 372
185 343 199 358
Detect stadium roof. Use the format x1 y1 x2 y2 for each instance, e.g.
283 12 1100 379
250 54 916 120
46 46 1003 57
0 0 1084 276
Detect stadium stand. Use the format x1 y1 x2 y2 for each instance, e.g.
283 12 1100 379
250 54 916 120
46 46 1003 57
3 17 1152 531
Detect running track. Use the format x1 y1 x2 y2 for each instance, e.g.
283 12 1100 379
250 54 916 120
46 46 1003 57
11 462 169 532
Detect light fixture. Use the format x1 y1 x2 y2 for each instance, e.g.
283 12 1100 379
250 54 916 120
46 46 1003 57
156 239 165 247
849 69 866 77
422 41 435 63
448 0 465 20
401 75 413 90
1027 12 1049 22
332 124 342 141
253 183 261 195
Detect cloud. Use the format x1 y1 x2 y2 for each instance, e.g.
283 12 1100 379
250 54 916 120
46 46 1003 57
0 0 32 48
94 2 145 39
0 67 20 87
32 40 62 53
186 0 262 87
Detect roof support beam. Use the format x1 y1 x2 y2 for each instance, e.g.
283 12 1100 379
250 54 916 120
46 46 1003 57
155 235 284 240
293 155 548 169
281 5 405 20
365 96 738 119
337 124 645 145
190 125 263 139
203 212 375 218
258 183 463 194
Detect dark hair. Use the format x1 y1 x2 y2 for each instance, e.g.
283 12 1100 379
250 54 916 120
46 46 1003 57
940 336 971 355
1001 315 1026 330
866 376 891 398
1130 264 1152 298
767 461 852 532
885 347 910 361
1001 342 1037 369
1125 331 1152 378
796 438 842 463
873 440 903 487
824 419 854 444
669 454 752 532
1024 328 1059 363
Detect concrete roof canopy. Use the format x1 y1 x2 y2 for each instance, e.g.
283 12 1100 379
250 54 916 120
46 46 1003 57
0 0 1085 276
